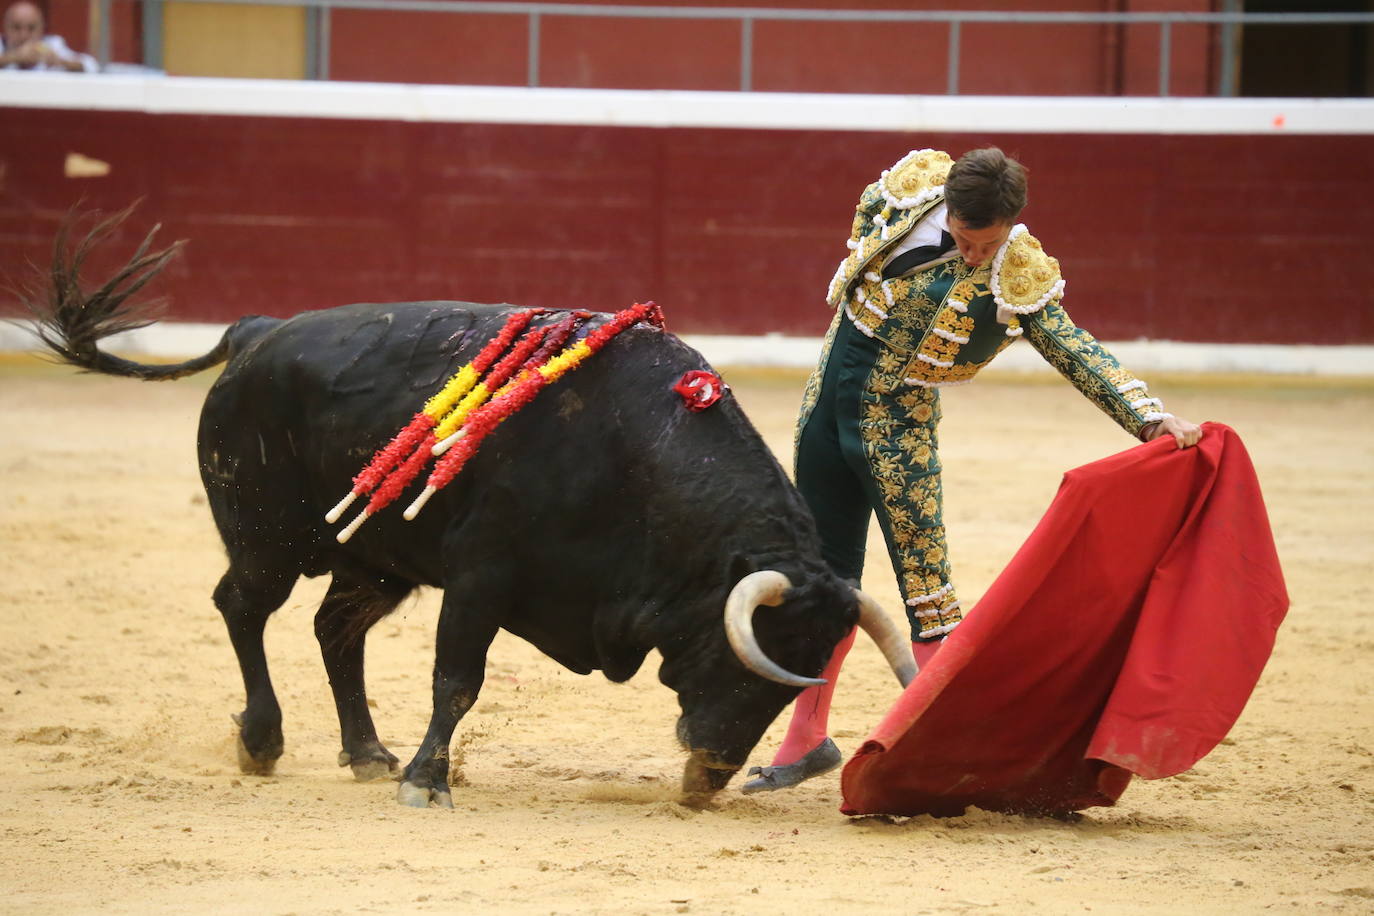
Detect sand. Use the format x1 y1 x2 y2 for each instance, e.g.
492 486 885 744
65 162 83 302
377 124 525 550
1 355 1371 914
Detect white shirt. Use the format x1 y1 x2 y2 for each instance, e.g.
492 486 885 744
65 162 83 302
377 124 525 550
1 35 98 72
885 203 952 262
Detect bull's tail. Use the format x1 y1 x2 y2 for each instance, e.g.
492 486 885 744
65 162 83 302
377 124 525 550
19 203 246 381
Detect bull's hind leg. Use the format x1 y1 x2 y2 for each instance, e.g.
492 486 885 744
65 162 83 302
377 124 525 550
314 574 413 781
397 594 499 808
214 569 296 775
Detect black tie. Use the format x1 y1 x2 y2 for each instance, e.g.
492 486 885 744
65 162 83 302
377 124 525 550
882 230 954 280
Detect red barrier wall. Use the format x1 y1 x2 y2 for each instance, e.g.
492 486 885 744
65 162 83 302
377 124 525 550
2 106 1372 344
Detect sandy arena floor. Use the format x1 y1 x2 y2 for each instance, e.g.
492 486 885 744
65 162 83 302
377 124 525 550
1 352 1371 914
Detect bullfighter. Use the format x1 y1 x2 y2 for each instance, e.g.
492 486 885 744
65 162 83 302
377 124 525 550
744 147 1204 793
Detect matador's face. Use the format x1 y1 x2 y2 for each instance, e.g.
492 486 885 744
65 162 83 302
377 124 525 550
948 215 1013 268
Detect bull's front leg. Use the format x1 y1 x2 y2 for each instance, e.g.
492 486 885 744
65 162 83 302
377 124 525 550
397 598 498 808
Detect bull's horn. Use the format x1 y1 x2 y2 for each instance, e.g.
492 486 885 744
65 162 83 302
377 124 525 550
723 571 826 688
853 588 918 688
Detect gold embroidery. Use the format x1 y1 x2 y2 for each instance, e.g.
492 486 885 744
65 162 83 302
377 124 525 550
903 303 983 386
846 293 883 335
946 260 983 284
879 149 955 208
828 154 952 308
906 271 939 297
992 229 1063 313
903 570 943 598
1101 365 1135 389
872 453 906 482
1023 301 1158 436
907 400 934 423
793 308 842 461
895 429 925 455
888 506 916 536
864 401 892 424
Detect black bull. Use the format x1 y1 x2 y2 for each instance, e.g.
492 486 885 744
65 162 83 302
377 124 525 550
26 215 913 807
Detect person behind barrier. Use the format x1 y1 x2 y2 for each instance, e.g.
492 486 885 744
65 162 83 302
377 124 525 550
742 147 1203 794
1 1 97 72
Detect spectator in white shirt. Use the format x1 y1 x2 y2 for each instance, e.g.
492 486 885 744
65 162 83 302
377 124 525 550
1 1 97 72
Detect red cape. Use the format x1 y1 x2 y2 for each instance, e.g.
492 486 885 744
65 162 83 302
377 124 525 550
840 422 1288 817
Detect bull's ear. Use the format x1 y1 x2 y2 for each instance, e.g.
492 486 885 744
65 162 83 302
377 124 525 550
727 554 759 586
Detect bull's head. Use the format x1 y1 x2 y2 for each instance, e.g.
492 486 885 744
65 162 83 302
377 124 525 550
669 571 915 806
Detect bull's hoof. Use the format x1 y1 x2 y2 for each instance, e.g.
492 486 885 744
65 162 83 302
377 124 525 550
338 745 400 782
740 737 842 795
350 758 398 782
235 731 278 776
397 780 454 809
231 711 283 776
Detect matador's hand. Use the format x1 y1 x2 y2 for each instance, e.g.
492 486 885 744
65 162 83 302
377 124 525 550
1145 415 1203 449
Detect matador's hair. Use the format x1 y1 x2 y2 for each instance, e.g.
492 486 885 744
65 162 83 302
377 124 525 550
945 147 1028 229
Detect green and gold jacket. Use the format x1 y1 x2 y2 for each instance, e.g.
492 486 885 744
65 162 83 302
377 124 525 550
823 149 1169 437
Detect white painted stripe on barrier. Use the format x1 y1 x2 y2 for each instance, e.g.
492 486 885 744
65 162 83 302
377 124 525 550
3 319 1371 376
3 73 1374 135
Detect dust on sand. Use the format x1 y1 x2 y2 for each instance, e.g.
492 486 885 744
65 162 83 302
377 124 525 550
1 357 1371 914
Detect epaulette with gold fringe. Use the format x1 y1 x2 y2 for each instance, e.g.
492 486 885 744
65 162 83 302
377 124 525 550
990 226 1064 337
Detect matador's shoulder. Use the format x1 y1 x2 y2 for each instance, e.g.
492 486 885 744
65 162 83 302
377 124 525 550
856 180 885 216
876 148 954 210
990 225 1065 315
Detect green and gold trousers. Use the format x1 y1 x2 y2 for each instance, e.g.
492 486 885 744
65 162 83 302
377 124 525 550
795 311 963 641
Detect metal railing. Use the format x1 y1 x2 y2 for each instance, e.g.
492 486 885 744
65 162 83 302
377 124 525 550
102 1 1374 97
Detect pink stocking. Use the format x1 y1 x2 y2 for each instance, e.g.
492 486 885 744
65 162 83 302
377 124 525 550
913 638 944 670
770 627 857 766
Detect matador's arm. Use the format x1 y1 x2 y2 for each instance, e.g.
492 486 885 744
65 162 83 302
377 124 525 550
1022 299 1171 440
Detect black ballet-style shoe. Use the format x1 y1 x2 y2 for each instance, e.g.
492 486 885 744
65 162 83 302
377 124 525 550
740 738 843 794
